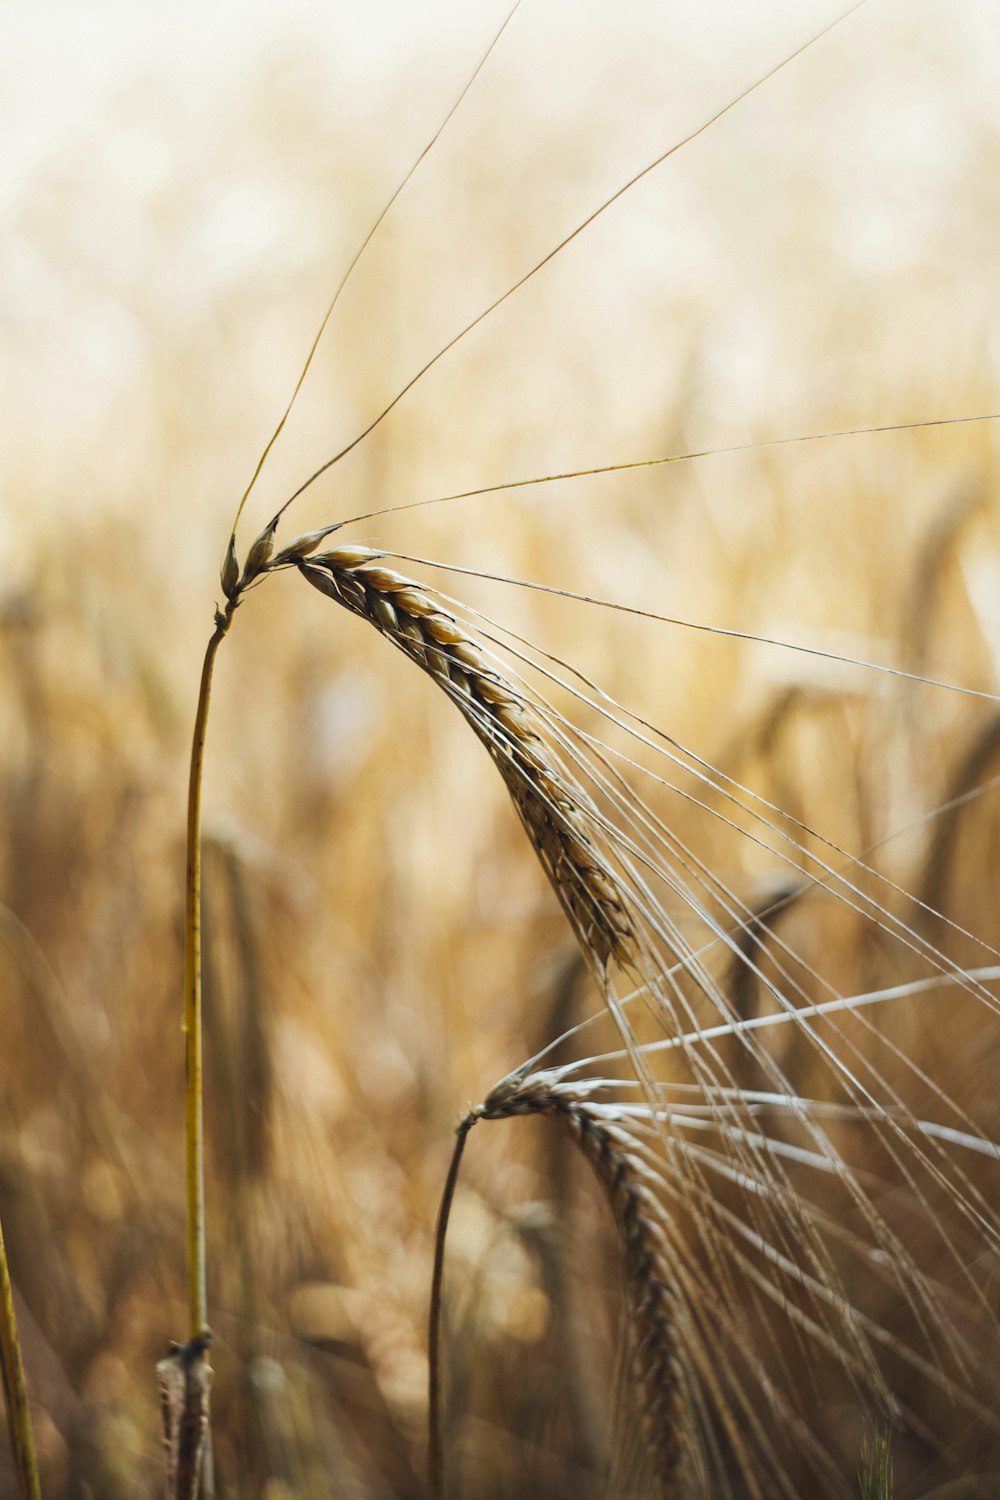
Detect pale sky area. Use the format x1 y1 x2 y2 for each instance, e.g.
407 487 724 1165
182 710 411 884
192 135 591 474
3 0 999 563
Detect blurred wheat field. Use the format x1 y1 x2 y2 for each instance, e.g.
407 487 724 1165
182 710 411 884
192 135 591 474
3 1 1000 1496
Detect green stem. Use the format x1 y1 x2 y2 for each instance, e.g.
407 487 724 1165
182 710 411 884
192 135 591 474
0 1213 41 1500
184 608 233 1341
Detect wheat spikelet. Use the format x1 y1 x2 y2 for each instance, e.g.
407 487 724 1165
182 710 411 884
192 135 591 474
273 539 635 970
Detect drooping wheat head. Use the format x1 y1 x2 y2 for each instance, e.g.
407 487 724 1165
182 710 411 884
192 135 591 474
251 534 636 972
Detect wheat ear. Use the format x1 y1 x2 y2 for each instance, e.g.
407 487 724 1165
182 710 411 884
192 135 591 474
273 539 635 970
479 1072 683 1493
429 1076 683 1499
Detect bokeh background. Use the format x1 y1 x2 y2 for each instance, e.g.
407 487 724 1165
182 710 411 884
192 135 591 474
3 0 1000 1494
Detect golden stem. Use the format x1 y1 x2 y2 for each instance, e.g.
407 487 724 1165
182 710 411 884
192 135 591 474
184 609 232 1340
428 1116 475 1500
0 1214 41 1500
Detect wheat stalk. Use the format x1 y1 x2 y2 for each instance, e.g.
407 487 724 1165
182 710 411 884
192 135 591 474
171 596 236 1498
0 1214 41 1500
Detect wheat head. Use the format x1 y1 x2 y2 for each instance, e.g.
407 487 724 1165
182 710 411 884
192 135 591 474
254 535 636 971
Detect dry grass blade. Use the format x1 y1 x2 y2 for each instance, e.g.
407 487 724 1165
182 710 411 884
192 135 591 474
0 1214 41 1500
920 714 1000 930
203 830 274 1191
858 1426 893 1500
158 1339 214 1500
